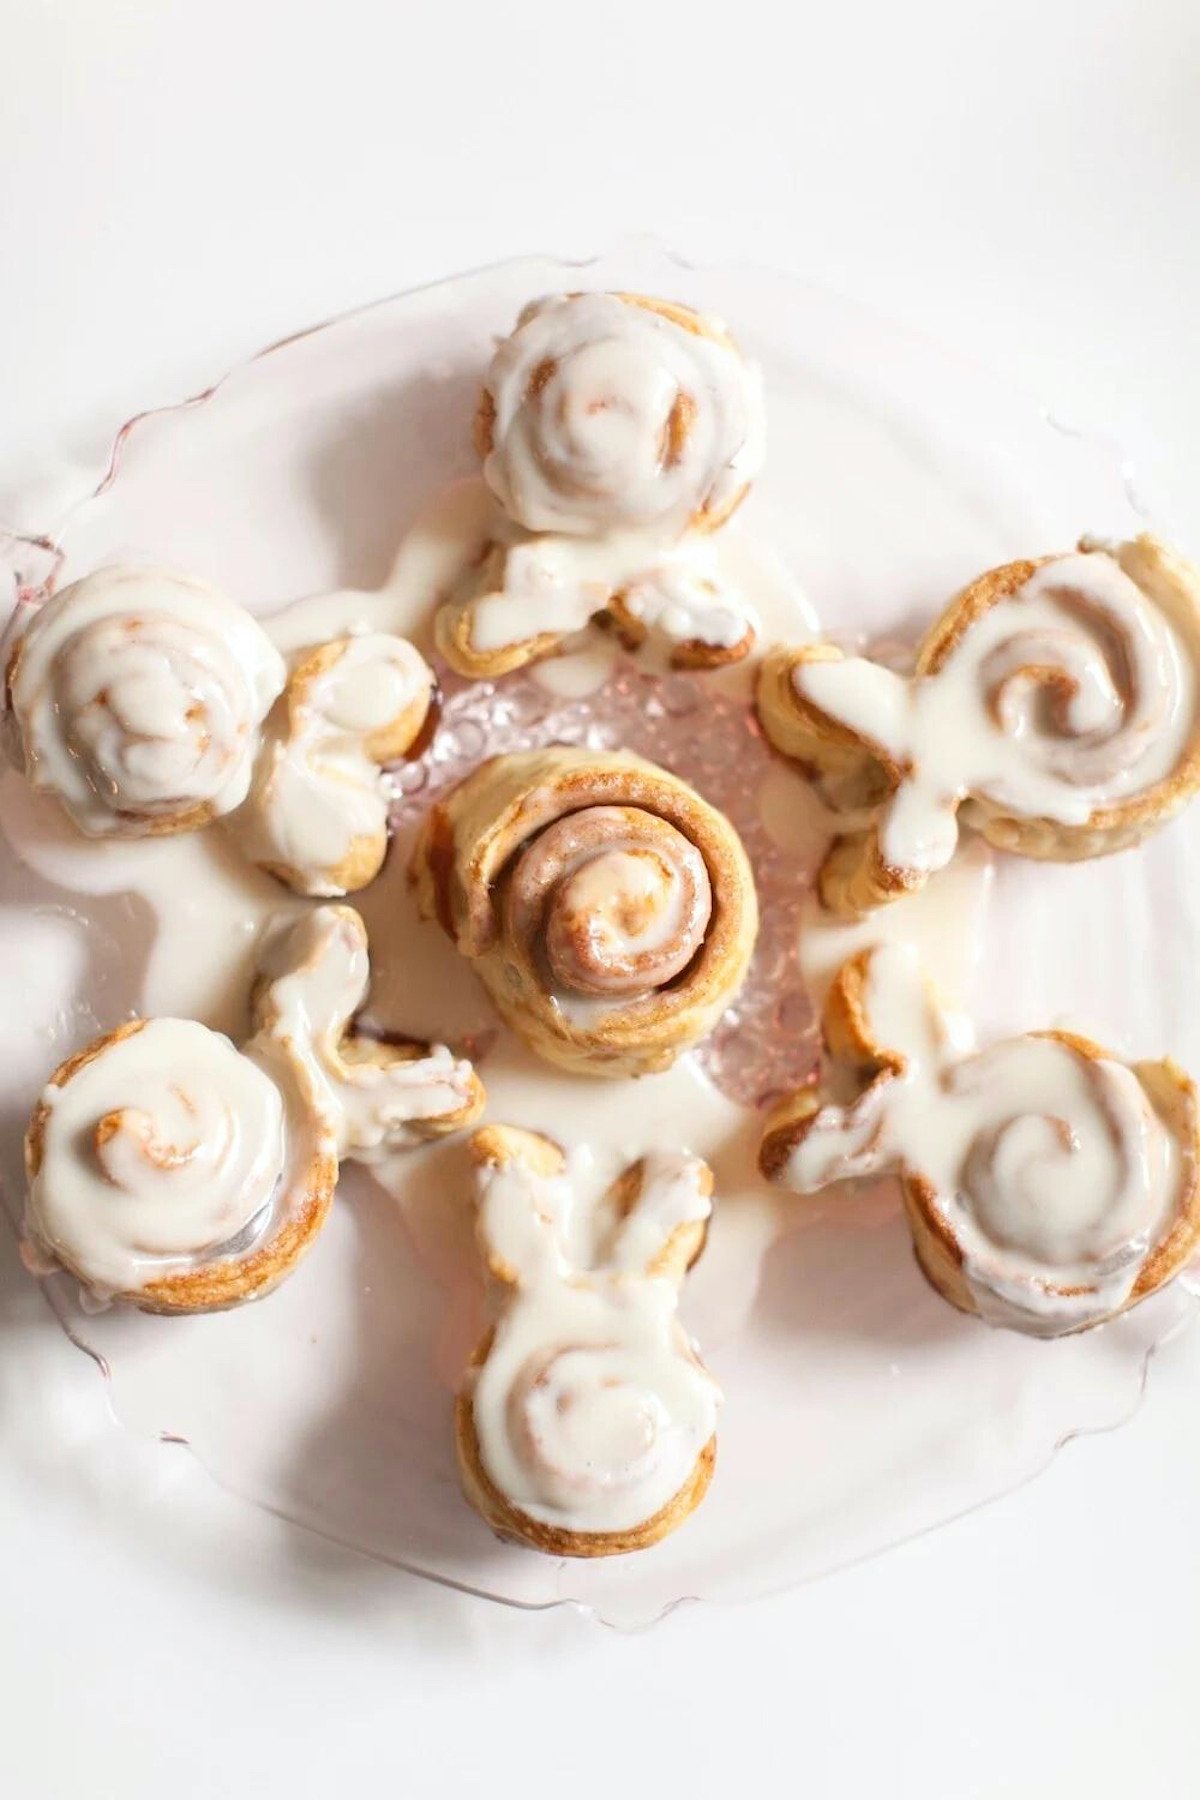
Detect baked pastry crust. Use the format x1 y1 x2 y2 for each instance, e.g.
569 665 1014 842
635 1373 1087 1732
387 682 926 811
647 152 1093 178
760 947 1200 1334
25 1019 337 1315
410 745 758 1076
23 905 484 1313
455 1124 718 1556
436 290 763 678
757 535 1200 915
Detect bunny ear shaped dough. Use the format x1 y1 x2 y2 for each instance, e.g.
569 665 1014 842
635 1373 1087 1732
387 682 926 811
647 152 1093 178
757 535 1200 918
434 289 763 679
458 1124 720 1556
23 905 485 1313
252 905 485 1160
237 633 436 897
760 942 1200 1336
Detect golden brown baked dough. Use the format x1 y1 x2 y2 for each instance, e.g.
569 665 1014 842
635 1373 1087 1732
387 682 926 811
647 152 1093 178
23 905 484 1314
436 290 763 679
760 945 1200 1335
757 535 1200 916
455 1124 718 1555
24 1019 336 1315
410 746 758 1076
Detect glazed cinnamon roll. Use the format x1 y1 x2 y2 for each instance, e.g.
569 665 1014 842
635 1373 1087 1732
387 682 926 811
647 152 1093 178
236 632 436 895
457 1124 719 1555
757 535 1200 915
476 292 764 538
759 942 1200 1335
23 905 484 1312
410 746 758 1076
7 565 285 838
24 1016 336 1313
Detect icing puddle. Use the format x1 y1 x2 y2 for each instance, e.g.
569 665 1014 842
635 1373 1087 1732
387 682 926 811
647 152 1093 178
0 248 1192 1626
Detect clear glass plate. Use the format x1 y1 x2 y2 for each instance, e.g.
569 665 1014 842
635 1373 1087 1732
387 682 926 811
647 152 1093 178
1 242 1195 1628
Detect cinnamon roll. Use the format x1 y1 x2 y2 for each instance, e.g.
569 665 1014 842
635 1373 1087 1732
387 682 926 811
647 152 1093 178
434 291 764 678
476 292 763 538
23 904 484 1311
759 942 1200 1335
410 746 758 1076
7 565 285 838
236 632 436 896
757 535 1200 915
24 1017 336 1313
456 1124 719 1555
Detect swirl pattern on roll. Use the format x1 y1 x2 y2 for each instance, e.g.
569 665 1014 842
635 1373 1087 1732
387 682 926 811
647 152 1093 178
476 292 764 537
410 746 758 1076
457 1125 719 1552
22 903 483 1313
756 535 1200 915
759 942 1200 1335
8 565 286 837
23 1017 319 1306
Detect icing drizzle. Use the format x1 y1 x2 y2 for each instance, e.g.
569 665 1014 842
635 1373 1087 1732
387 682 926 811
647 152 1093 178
467 1132 720 1535
796 549 1197 874
773 942 1189 1333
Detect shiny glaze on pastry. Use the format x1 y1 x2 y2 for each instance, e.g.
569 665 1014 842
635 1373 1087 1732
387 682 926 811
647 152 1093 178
24 905 484 1310
7 565 285 838
235 632 435 895
456 1123 719 1554
436 291 763 676
757 536 1200 914
251 904 484 1157
760 942 1200 1334
476 292 762 537
24 1015 336 1312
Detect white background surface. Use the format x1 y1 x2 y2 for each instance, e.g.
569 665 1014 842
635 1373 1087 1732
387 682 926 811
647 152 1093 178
2 3 1199 1795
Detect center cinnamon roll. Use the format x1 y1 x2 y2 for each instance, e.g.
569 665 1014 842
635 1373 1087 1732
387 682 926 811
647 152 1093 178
503 805 713 1000
411 746 758 1077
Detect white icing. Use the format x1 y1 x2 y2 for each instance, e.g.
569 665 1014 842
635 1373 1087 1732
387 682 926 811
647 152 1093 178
618 547 758 653
235 633 433 895
796 550 1197 873
464 536 611 653
257 477 812 696
26 1018 288 1294
481 292 764 537
8 566 285 837
469 1139 719 1534
253 906 479 1159
779 942 1185 1333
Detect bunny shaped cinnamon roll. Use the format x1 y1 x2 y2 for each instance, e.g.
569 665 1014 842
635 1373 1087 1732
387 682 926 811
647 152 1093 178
436 291 764 676
759 942 1200 1335
24 906 483 1312
758 535 1200 916
457 1124 720 1555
